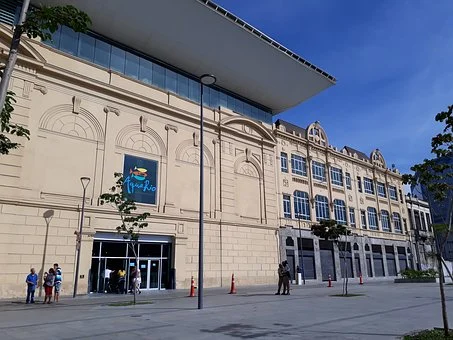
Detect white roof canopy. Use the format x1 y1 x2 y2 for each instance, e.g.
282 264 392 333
31 0 336 114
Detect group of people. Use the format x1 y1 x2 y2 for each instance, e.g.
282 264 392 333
25 263 62 304
275 260 291 295
103 266 141 295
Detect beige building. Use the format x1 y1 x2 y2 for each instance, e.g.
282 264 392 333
274 119 412 282
0 1 336 298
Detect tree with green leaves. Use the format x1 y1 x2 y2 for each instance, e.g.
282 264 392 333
311 219 352 295
100 173 150 305
403 104 453 337
0 1 90 155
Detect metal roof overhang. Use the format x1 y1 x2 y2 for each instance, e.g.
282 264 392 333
31 0 336 114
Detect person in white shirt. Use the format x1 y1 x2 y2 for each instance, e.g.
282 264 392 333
104 268 112 293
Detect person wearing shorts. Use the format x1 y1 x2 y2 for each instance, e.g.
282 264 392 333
53 263 62 302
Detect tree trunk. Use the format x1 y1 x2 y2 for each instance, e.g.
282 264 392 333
438 254 449 337
134 255 137 306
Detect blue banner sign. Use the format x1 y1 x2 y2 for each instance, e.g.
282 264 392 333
123 155 158 204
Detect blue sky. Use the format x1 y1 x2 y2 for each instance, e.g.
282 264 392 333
215 0 453 175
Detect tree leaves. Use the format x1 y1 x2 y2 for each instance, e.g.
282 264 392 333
310 219 351 242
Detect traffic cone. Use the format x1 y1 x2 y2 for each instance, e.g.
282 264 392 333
188 276 196 297
359 273 363 285
328 274 332 288
229 273 237 294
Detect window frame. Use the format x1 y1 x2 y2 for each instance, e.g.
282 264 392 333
283 194 291 219
291 154 307 176
349 207 356 227
360 210 367 229
357 176 363 193
393 212 402 233
330 167 344 186
293 191 311 221
363 177 375 195
333 199 347 224
312 161 326 182
389 186 398 200
381 210 390 231
345 172 352 190
315 195 330 221
280 152 288 173
367 207 378 230
377 182 387 198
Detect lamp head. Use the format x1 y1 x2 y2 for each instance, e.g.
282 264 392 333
200 74 216 85
80 177 91 189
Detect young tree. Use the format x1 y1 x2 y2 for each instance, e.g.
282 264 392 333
100 173 150 305
311 219 351 295
403 104 453 337
0 2 90 155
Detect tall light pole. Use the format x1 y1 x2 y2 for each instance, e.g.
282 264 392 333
296 214 306 285
73 177 90 298
198 74 216 310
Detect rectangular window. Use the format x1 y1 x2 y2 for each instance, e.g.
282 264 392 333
367 207 378 230
315 195 330 221
426 213 432 232
381 210 390 231
345 172 352 190
357 176 362 193
177 74 189 98
291 154 307 176
188 78 200 103
393 213 402 233
360 210 367 229
77 33 95 62
59 26 78 55
377 182 387 198
152 63 166 88
420 212 427 231
139 58 153 85
349 208 356 227
294 191 310 221
165 69 178 93
283 194 291 218
110 46 125 73
414 210 422 230
219 92 228 108
281 153 288 173
312 161 326 181
334 199 347 224
125 52 140 79
94 39 111 68
210 89 220 108
364 178 375 195
389 186 397 200
399 189 404 203
330 167 343 186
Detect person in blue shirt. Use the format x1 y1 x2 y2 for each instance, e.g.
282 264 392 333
25 268 38 304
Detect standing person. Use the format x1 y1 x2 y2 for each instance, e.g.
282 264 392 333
282 260 291 295
134 268 142 295
53 263 62 303
25 268 38 304
117 268 126 294
275 264 284 295
104 267 112 293
43 268 55 304
129 267 136 294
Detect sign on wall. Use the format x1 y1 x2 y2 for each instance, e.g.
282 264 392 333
123 154 158 204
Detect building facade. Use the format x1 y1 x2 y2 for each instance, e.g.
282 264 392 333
405 194 436 270
274 120 412 282
0 1 335 298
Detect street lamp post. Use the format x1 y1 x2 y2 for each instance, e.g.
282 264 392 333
297 214 306 285
198 74 216 310
73 177 90 298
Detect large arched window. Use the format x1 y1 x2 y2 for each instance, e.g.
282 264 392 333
393 212 402 233
367 207 378 230
381 210 390 232
315 195 329 221
334 199 347 224
294 191 310 221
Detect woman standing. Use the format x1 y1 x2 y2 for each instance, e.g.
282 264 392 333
282 260 291 295
43 268 55 304
275 264 284 295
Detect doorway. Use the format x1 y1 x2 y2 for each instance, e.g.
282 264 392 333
138 259 161 290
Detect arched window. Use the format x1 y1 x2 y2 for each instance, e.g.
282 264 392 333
315 195 329 221
381 210 390 231
294 191 310 221
334 199 347 224
367 207 378 230
286 237 294 247
353 243 359 251
393 212 402 233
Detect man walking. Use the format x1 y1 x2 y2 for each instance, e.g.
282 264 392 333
282 260 291 295
25 268 38 304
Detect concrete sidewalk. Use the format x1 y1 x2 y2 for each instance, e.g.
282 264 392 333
1 282 452 339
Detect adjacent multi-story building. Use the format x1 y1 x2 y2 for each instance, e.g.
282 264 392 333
405 194 436 270
0 1 336 297
274 119 411 282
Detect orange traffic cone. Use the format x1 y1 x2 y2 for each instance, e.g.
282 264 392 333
328 274 332 288
188 276 196 297
359 273 363 285
229 273 237 294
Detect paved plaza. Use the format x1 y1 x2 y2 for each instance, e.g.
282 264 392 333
1 282 452 339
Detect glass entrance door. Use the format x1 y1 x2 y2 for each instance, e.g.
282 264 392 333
136 259 161 290
138 260 149 290
150 260 160 289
